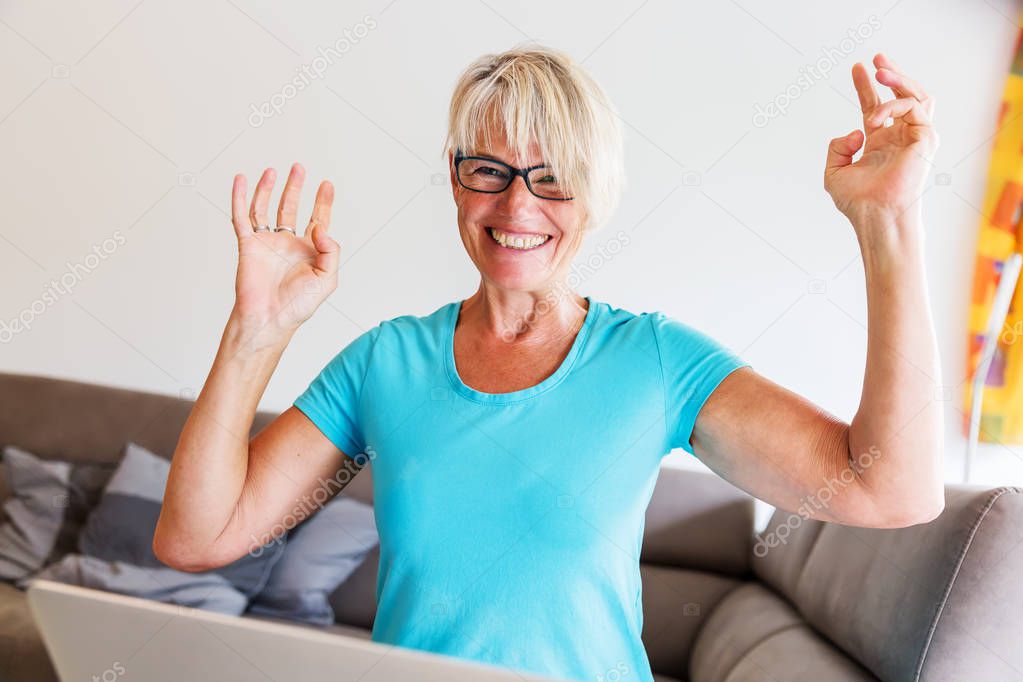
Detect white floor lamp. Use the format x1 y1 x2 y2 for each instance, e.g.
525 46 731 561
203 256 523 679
965 252 1023 483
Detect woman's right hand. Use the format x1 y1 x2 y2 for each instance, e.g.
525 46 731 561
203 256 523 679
229 162 339 344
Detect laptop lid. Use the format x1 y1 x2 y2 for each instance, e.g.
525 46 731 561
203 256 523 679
26 579 564 681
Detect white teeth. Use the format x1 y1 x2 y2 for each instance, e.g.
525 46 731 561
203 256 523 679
488 228 550 250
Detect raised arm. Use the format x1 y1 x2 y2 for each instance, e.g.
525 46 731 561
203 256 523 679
687 53 944 529
153 163 355 571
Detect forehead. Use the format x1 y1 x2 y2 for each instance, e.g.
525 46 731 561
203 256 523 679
467 126 544 166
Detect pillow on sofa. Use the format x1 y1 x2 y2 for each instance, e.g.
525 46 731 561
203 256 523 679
0 446 115 581
75 441 286 598
246 495 378 625
17 554 249 615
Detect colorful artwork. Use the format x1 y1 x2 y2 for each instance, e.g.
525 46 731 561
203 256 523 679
964 22 1023 444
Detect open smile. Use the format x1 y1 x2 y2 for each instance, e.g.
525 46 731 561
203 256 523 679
486 227 553 252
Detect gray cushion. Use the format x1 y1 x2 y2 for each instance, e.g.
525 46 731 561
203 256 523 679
17 554 248 615
246 495 378 625
0 446 115 581
639 565 744 680
75 441 285 598
689 582 876 681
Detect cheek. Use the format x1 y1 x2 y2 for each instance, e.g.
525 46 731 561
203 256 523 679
458 194 492 224
548 204 586 238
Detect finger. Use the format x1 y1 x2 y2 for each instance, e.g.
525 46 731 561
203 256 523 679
875 66 930 104
309 181 339 277
305 180 335 239
825 129 864 176
276 162 305 229
249 168 277 229
873 53 929 102
231 174 249 242
873 51 904 73
852 62 881 120
866 97 931 127
312 229 340 280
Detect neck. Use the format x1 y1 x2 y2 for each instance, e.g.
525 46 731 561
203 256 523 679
459 283 589 346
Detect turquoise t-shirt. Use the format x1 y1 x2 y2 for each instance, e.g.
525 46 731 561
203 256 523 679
293 296 750 682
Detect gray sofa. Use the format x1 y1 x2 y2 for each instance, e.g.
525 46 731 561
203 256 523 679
0 371 1021 682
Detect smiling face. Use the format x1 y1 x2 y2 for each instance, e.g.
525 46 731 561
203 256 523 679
449 129 588 293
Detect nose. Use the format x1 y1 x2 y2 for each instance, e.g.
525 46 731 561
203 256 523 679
496 174 535 213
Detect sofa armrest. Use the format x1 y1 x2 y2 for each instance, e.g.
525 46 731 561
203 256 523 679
753 483 1023 681
914 484 1023 680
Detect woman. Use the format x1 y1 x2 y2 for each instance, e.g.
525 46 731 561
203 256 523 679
153 45 944 682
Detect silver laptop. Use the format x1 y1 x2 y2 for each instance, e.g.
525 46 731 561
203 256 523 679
27 579 564 681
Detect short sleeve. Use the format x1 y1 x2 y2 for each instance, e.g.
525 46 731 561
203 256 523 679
649 312 751 456
293 324 383 456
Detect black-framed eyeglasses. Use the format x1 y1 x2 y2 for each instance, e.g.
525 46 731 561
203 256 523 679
453 151 573 201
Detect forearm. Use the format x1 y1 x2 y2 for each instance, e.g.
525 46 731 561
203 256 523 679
847 213 944 520
153 312 293 564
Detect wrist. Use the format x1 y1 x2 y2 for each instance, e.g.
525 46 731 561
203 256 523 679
852 211 925 275
223 309 295 356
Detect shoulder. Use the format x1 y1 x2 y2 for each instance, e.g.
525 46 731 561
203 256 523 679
597 301 744 367
335 301 454 368
373 301 453 341
595 300 682 329
583 300 670 363
591 300 654 334
593 300 690 345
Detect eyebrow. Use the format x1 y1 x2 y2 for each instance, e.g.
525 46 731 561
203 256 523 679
466 153 549 170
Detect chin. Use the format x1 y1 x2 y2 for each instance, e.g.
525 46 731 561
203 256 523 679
480 266 552 292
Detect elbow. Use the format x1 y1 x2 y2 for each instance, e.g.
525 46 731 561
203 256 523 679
906 495 946 526
869 495 946 529
151 529 217 574
890 482 947 527
846 454 946 528
840 484 946 529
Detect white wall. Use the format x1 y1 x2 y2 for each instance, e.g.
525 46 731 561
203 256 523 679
2 0 1020 502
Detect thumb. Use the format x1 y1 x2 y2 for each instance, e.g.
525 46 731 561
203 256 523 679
310 220 340 280
825 129 864 177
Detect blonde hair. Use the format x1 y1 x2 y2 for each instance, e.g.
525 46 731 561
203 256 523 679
443 43 625 233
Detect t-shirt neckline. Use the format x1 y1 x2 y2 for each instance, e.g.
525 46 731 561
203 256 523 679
444 295 599 404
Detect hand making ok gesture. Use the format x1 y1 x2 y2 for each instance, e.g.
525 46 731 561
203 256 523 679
824 52 940 232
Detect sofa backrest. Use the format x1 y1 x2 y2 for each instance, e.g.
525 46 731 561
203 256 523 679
0 371 374 506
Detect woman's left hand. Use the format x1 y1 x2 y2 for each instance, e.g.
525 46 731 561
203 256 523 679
824 53 939 231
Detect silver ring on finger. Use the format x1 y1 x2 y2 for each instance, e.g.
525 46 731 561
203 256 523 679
253 224 272 233
275 225 297 235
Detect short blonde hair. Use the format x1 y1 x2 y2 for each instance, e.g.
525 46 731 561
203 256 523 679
443 43 625 233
